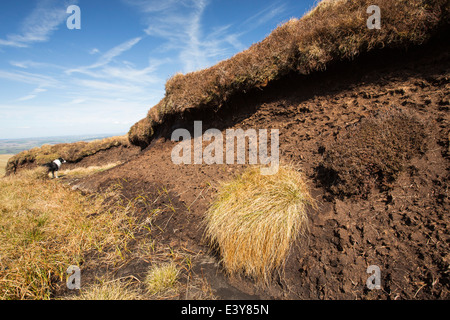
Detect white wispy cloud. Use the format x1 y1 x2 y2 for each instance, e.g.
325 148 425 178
33 88 48 94
74 79 144 93
67 36 143 74
138 0 215 72
89 48 100 55
9 61 30 69
240 1 288 31
0 0 77 48
16 95 37 102
98 63 163 84
123 0 288 73
0 70 60 87
9 60 64 70
13 86 48 102
0 39 28 48
69 98 87 104
123 0 183 13
132 0 229 72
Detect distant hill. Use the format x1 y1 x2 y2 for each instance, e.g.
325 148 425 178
0 134 125 155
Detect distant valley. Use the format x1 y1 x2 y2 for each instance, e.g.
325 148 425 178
0 133 125 155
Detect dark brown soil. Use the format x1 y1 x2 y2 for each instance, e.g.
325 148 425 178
63 144 141 170
66 37 449 300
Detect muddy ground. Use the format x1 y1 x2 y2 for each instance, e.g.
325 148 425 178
58 37 449 300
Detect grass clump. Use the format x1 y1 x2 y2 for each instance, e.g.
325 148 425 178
0 155 13 177
319 109 427 197
203 165 316 283
144 262 180 296
69 279 140 300
16 166 50 180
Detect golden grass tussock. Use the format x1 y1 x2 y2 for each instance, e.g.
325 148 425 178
129 0 449 148
0 168 138 300
17 166 50 180
144 262 180 296
203 165 316 283
68 279 140 300
5 135 130 175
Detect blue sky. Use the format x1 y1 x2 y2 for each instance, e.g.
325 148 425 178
0 0 317 139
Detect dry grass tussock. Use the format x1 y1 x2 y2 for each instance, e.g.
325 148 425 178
129 0 449 147
5 135 129 175
203 164 316 283
67 279 141 300
0 168 139 300
144 262 180 296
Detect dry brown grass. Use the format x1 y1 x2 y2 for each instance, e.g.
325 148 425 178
68 279 141 300
129 0 449 147
0 168 139 300
203 164 316 283
0 154 13 177
5 135 129 175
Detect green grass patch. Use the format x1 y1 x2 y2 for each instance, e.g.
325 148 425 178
0 154 13 177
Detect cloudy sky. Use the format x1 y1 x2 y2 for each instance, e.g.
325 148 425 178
0 0 316 139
